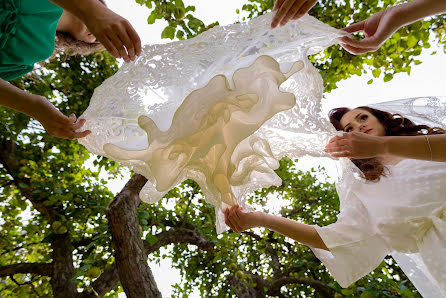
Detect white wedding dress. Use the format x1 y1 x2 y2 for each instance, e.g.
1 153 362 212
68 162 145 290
311 158 446 296
77 9 446 296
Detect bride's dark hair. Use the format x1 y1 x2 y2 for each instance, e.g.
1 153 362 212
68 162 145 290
329 106 445 181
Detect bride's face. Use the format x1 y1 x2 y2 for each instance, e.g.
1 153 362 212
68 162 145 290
340 108 386 136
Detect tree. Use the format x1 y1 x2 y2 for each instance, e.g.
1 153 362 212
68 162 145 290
1 0 443 296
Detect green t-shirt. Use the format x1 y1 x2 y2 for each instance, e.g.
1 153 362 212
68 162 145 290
0 0 63 81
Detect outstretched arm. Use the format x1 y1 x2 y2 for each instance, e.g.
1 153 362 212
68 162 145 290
224 205 329 250
341 0 446 54
50 0 142 62
324 132 446 162
0 79 90 139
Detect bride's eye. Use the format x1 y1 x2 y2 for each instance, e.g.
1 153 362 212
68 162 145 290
345 126 353 132
360 114 368 122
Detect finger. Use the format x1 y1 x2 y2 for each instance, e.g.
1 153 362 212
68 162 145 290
107 28 130 62
342 20 366 33
340 36 380 50
330 151 352 158
224 211 236 230
278 0 298 26
324 145 349 153
64 129 92 140
126 23 142 57
116 23 135 61
273 0 286 11
327 135 343 144
341 42 376 55
233 207 243 222
282 1 304 24
293 0 317 20
227 210 241 233
70 118 87 131
99 35 121 59
272 0 294 28
68 113 76 123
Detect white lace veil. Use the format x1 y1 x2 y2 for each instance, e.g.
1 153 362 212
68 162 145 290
78 12 346 232
78 11 445 295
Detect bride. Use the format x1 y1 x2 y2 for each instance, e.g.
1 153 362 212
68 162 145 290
224 105 446 294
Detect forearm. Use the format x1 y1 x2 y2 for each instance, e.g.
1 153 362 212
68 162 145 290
393 0 446 29
255 212 329 250
0 79 42 119
49 0 103 22
383 134 446 162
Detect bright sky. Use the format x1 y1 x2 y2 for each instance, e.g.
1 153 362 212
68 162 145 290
104 0 446 296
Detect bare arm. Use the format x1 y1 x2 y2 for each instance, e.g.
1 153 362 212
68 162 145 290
224 206 329 250
325 132 446 162
0 79 90 139
50 0 142 62
383 134 446 162
341 0 446 54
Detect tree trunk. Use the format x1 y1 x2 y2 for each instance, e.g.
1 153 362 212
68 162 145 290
51 232 76 298
229 274 263 298
106 174 161 298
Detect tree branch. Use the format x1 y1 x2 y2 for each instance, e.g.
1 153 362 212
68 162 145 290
78 264 119 298
0 263 52 277
241 231 281 276
144 225 215 254
0 138 54 219
266 276 336 297
106 174 161 298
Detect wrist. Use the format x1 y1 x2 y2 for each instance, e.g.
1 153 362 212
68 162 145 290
26 95 51 120
386 5 407 32
251 211 267 228
380 136 393 157
52 0 106 23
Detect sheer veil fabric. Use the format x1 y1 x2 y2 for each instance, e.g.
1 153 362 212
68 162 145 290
78 10 446 296
78 12 345 231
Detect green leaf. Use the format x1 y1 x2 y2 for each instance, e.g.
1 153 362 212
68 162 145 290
18 182 29 189
341 289 355 295
372 68 381 78
383 73 394 82
161 26 176 39
407 35 418 48
147 13 157 25
145 233 158 245
367 79 373 85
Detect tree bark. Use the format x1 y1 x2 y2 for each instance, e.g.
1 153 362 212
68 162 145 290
0 263 52 277
229 273 264 298
78 264 119 298
106 174 161 298
51 232 77 298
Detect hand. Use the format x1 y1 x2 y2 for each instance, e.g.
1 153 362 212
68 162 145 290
340 6 401 54
271 0 318 28
224 205 260 233
84 6 142 62
32 96 91 140
324 132 386 159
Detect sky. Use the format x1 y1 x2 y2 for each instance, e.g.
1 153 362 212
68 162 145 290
103 0 446 296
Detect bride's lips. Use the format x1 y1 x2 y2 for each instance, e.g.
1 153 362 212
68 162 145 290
364 129 372 134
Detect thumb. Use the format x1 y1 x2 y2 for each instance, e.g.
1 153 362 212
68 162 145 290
342 20 366 33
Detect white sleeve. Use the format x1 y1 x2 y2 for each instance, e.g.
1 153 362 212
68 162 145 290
310 192 390 288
